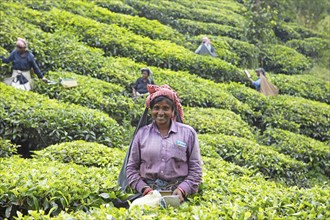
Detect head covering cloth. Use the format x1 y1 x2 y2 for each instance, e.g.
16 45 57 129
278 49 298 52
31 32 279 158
255 68 266 76
16 38 28 49
202 36 211 45
146 84 184 122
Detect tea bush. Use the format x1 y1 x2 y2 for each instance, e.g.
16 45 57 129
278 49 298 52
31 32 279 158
173 19 244 39
217 36 260 68
2 4 243 83
226 83 330 141
28 0 186 45
262 95 330 142
286 37 330 58
0 83 124 149
274 22 323 42
270 73 330 104
0 138 18 158
13 157 330 219
0 156 125 218
199 134 309 186
123 0 246 28
33 140 125 168
261 44 312 74
260 128 330 176
95 0 138 15
185 107 254 140
171 0 246 14
34 71 137 124
223 82 266 114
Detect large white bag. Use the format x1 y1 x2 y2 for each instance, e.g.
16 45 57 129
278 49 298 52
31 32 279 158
130 190 164 209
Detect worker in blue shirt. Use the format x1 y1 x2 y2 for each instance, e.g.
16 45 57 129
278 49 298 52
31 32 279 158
248 68 265 91
1 38 47 90
246 68 279 96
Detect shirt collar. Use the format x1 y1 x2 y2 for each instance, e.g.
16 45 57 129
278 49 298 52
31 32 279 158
152 119 178 135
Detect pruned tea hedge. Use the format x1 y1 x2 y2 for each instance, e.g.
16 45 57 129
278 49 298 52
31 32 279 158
0 83 124 149
34 71 137 123
33 140 125 168
185 107 254 140
0 138 18 158
260 128 330 176
199 134 309 186
0 156 125 218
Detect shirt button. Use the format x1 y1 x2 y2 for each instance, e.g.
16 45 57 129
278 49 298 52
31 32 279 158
162 158 165 161
161 170 163 173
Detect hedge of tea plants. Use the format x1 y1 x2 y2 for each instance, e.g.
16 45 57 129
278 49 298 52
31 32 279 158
0 83 124 149
199 134 309 186
1 0 330 219
0 138 18 158
95 0 138 15
0 156 126 218
260 128 330 176
185 107 254 140
5 140 328 219
274 22 324 42
224 83 330 141
1 3 244 83
286 37 330 59
9 155 330 219
33 71 137 124
119 0 246 28
262 95 330 142
270 73 330 104
261 44 312 74
33 141 125 168
172 19 244 39
21 0 187 45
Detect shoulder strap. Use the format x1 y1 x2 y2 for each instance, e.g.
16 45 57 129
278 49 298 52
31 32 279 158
117 108 149 191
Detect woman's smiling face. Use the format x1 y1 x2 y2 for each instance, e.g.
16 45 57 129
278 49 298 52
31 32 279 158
151 99 174 127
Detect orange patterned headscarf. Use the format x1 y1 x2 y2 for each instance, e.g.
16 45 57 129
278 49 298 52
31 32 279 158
145 84 184 122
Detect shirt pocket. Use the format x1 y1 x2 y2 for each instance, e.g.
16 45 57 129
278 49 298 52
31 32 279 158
170 144 187 162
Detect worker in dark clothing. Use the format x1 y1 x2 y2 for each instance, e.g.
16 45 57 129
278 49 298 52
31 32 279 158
133 67 155 98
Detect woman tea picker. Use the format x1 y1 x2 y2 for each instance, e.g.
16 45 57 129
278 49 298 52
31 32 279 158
119 85 202 203
1 38 48 90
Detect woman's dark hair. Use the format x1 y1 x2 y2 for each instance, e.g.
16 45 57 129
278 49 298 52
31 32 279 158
150 95 175 111
141 68 151 76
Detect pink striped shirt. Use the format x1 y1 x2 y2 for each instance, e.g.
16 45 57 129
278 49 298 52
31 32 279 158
126 120 202 195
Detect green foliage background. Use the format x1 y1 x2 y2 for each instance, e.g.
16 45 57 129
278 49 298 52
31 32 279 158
0 0 329 219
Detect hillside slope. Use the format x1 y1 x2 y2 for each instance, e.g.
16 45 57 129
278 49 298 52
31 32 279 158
0 0 329 219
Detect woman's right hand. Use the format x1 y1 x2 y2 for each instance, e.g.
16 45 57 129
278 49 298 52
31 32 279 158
142 186 153 196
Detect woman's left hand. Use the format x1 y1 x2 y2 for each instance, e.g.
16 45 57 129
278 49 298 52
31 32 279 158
172 188 185 203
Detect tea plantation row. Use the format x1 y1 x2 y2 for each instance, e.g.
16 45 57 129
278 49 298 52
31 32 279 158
0 0 329 219
1 140 329 219
1 16 330 141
